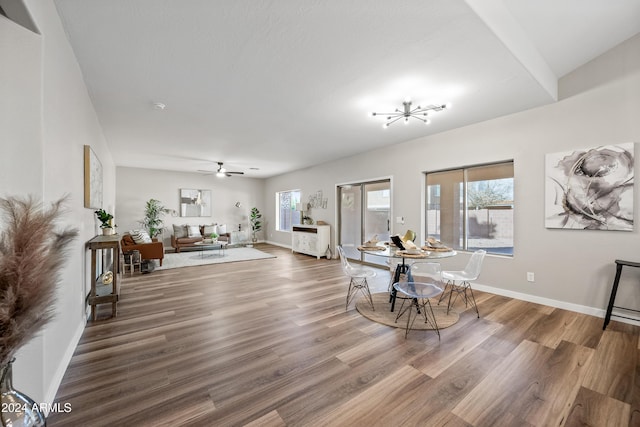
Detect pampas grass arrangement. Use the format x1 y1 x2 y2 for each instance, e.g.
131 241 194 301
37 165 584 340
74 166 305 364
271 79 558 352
0 197 78 367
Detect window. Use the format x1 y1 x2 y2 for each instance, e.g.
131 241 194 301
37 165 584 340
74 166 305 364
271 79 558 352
276 190 301 231
426 161 514 256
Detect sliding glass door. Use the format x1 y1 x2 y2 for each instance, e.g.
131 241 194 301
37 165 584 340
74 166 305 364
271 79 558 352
338 180 390 266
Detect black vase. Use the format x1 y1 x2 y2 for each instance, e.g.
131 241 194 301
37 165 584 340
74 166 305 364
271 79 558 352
0 358 46 426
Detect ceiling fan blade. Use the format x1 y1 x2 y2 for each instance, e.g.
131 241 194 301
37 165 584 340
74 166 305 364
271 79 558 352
211 161 244 177
197 169 214 174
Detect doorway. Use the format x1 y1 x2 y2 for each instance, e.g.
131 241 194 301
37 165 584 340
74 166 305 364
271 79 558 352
338 179 391 266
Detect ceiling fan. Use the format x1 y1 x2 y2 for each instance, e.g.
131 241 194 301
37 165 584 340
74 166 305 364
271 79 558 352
198 162 244 177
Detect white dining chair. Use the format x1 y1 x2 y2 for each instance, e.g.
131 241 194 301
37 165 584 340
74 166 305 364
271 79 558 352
440 249 486 317
337 245 376 311
393 262 444 338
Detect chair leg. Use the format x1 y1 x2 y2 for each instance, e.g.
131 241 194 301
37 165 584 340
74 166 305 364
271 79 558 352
445 280 480 318
465 283 480 318
422 299 440 340
346 277 375 311
396 298 440 339
345 279 355 310
437 282 451 304
395 299 417 339
403 303 413 338
446 282 456 315
362 278 375 311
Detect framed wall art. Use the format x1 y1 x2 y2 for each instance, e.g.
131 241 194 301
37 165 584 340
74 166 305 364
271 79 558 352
180 188 212 217
83 145 103 209
545 142 634 231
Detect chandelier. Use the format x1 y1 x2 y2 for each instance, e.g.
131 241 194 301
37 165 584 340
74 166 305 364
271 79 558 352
371 100 450 128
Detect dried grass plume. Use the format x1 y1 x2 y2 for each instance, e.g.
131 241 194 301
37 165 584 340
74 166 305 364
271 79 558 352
0 197 78 366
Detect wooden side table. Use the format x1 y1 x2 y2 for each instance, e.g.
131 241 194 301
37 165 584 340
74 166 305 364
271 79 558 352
122 250 141 275
87 234 121 321
603 259 640 330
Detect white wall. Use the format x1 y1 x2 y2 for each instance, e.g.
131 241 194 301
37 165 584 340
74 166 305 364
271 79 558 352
265 33 640 317
0 1 115 406
116 167 265 246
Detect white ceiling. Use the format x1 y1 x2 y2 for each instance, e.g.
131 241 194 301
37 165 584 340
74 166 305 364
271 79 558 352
53 0 640 178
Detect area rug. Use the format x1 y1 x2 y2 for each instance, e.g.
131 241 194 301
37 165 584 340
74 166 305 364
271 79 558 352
155 247 275 270
355 292 459 330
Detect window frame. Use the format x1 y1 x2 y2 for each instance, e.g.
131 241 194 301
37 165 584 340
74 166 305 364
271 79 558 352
275 189 301 232
424 160 514 256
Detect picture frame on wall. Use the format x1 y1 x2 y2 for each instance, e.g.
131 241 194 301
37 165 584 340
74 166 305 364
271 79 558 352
180 188 212 217
83 145 103 209
545 142 634 231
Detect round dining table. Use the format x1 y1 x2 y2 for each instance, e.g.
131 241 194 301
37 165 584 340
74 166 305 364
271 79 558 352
359 244 457 312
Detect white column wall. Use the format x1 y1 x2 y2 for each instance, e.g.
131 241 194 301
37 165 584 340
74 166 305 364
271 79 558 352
1 1 115 405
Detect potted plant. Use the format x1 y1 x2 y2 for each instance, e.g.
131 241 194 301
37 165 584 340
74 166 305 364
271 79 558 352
203 232 218 244
94 208 114 235
141 199 169 239
250 207 262 243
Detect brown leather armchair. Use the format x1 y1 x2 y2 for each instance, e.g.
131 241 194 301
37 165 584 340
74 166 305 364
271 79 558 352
121 234 164 266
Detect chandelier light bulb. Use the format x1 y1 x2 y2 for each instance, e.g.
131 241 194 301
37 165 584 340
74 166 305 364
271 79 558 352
370 99 451 128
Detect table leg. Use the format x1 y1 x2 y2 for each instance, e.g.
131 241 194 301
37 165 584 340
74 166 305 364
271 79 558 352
390 262 408 312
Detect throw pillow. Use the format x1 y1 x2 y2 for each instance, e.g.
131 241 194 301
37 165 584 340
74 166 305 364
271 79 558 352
203 224 217 235
122 234 136 246
218 224 227 234
173 224 188 239
130 229 152 244
187 225 201 238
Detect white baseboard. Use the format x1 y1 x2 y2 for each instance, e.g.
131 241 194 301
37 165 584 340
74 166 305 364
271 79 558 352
473 282 640 327
44 318 85 409
265 240 291 250
246 244 638 325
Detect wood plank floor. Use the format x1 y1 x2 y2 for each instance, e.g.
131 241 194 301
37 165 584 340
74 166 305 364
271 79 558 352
48 245 640 426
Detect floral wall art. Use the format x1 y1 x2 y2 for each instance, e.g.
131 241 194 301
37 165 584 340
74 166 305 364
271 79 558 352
545 143 634 231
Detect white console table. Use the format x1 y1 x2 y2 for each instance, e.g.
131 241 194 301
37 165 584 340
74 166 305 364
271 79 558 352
231 230 249 245
292 225 330 259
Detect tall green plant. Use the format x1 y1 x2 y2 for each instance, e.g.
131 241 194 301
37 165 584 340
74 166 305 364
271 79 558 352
250 207 262 241
141 199 168 238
